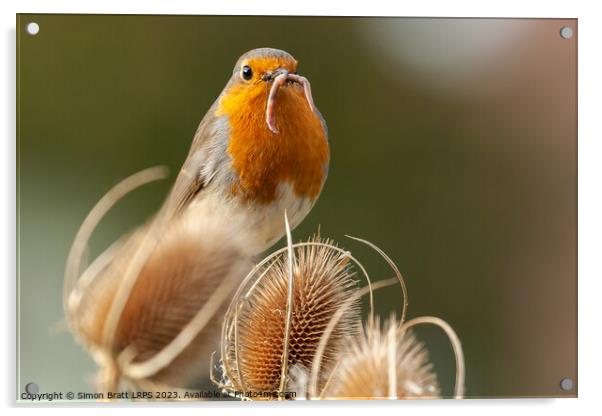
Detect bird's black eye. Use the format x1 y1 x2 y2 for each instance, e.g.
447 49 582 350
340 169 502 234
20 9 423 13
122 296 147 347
241 65 253 81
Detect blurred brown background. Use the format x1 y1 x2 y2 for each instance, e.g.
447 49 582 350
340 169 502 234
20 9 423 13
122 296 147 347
17 15 577 398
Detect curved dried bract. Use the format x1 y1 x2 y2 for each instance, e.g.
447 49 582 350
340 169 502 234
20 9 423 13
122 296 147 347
218 235 362 399
399 316 465 399
319 315 440 400
345 235 409 326
66 178 259 392
306 278 397 398
64 166 169 315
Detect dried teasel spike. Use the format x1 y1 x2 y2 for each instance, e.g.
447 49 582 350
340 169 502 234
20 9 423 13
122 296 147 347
218 222 366 399
218 236 377 381
318 314 442 400
277 211 296 398
223 240 377 328
66 174 260 392
386 314 398 398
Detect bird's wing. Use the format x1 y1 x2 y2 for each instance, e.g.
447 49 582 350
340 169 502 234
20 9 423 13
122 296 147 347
169 149 207 213
160 103 230 218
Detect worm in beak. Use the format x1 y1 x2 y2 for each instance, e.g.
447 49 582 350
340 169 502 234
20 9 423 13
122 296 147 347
265 70 317 134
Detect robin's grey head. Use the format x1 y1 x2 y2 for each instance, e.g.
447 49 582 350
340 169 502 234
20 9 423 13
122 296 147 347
232 48 298 84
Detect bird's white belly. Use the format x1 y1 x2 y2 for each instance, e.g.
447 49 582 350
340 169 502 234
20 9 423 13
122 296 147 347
247 181 316 251
189 181 316 254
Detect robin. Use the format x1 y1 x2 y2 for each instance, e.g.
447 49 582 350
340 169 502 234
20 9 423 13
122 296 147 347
162 47 330 251
64 48 330 389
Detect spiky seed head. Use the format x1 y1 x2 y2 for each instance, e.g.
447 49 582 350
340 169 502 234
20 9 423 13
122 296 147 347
320 315 440 400
220 237 361 397
68 200 259 390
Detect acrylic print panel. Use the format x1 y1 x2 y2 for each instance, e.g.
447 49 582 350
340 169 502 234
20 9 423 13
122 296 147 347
16 15 577 402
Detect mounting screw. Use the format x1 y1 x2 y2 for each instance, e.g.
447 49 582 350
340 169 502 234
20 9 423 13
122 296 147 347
560 377 573 391
26 22 40 36
560 26 573 39
25 382 39 395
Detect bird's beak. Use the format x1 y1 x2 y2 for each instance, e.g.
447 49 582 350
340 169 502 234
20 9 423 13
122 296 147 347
265 68 316 134
262 68 289 82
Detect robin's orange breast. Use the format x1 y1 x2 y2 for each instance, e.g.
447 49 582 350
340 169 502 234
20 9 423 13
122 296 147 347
216 82 329 205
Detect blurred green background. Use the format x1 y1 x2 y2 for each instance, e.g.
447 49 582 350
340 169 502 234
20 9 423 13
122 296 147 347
17 15 577 399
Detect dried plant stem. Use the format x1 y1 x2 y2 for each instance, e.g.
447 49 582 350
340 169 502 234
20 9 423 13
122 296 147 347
386 317 397 399
308 278 398 398
63 166 168 312
98 358 120 394
233 302 247 392
278 212 295 398
399 316 465 399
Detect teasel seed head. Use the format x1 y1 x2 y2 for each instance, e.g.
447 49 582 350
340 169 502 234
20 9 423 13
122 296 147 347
319 315 440 399
65 168 260 392
218 232 362 398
